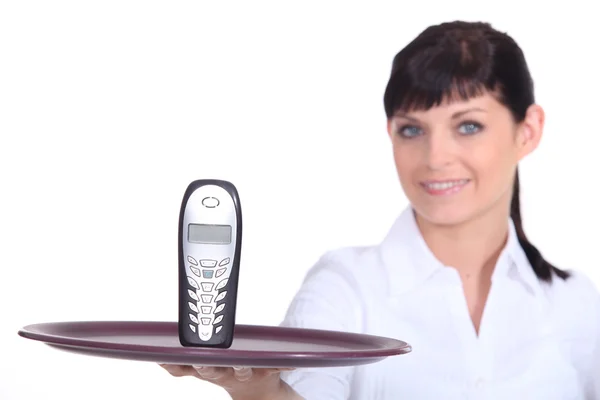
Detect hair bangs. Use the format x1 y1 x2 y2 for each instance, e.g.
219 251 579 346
383 27 502 118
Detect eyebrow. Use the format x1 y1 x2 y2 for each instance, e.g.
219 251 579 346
451 107 487 119
393 107 487 121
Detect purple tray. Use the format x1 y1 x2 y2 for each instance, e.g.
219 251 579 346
18 321 411 368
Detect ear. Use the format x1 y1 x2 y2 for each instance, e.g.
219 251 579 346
516 104 544 161
386 119 394 140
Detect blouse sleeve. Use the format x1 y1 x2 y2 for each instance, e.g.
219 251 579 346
278 251 365 400
586 289 600 399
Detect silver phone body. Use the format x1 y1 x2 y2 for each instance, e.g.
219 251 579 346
178 179 241 348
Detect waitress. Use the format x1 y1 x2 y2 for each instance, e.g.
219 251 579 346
161 20 600 400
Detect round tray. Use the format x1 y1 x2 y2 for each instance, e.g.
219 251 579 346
18 321 411 368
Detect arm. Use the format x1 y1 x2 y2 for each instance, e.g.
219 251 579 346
278 252 365 400
160 251 363 400
229 379 305 400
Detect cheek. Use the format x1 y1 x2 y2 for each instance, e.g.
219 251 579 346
471 145 517 194
392 146 424 199
392 145 417 179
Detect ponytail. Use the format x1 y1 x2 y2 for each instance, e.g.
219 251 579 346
511 168 570 282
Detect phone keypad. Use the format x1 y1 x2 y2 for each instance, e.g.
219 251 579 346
187 254 232 340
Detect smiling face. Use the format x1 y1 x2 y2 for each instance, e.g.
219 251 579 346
387 92 543 226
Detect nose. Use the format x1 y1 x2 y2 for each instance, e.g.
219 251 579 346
424 133 455 170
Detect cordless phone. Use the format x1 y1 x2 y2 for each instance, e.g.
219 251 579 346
178 179 242 348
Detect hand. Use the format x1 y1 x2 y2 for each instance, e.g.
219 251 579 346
159 364 300 400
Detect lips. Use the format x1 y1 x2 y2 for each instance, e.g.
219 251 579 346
420 179 470 196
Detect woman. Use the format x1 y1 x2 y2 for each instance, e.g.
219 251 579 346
161 20 600 399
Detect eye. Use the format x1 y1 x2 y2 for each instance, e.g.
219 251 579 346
397 125 423 138
458 121 483 135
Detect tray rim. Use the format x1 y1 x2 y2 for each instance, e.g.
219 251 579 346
17 320 412 360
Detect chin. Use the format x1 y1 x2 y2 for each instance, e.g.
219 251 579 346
410 201 475 227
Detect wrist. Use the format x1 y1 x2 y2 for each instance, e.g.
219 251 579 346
273 380 304 400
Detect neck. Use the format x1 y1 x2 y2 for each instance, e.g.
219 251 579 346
414 206 510 278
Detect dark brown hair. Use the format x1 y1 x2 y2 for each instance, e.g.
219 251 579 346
383 21 569 282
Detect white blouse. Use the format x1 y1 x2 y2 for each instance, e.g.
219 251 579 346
279 206 600 399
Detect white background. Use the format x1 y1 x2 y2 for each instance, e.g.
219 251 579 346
1 1 598 399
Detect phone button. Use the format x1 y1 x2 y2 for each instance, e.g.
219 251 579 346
201 318 211 325
219 258 230 266
201 282 214 292
189 324 196 333
216 279 228 290
188 302 199 313
190 266 201 277
187 256 198 266
201 306 212 314
215 303 225 313
201 294 213 303
202 270 214 279
215 268 227 278
215 291 226 302
215 326 223 333
202 196 220 208
188 289 199 301
200 259 217 268
187 277 199 289
213 315 223 324
189 314 199 324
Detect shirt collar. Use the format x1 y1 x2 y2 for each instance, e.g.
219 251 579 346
379 206 541 296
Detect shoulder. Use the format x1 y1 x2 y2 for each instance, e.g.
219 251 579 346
301 244 391 294
542 269 600 338
309 244 383 273
544 269 600 308
280 244 390 332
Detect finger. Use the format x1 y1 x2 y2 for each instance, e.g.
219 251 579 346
232 366 253 382
159 364 199 378
193 366 230 381
263 367 296 375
